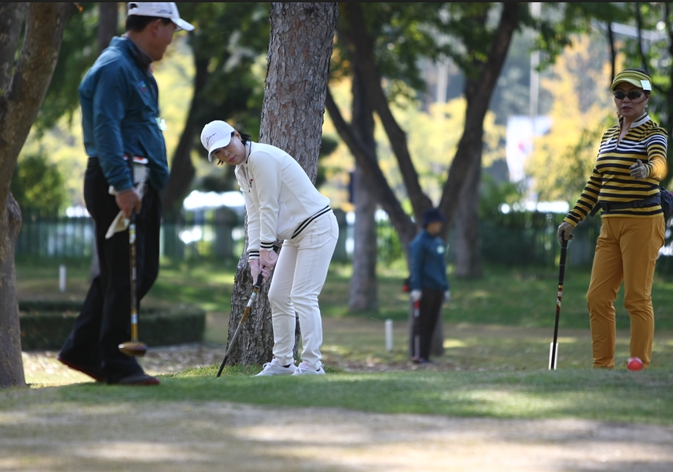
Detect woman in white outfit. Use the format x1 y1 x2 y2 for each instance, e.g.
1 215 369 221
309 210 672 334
200 120 339 376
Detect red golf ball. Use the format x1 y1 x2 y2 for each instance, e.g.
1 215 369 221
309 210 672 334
627 357 643 371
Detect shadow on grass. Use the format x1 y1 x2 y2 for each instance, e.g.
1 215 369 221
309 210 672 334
34 368 672 427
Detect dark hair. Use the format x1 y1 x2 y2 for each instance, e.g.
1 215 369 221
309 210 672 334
214 131 253 166
125 15 172 33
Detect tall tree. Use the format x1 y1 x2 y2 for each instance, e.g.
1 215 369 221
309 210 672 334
327 3 522 269
225 2 338 365
0 2 78 388
340 22 379 312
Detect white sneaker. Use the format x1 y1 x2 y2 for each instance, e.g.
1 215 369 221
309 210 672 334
292 361 325 376
254 358 296 376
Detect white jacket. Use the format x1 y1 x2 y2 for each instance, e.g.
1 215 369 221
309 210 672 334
236 142 330 257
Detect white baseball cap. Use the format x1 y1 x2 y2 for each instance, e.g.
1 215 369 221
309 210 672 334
201 120 236 162
127 2 195 32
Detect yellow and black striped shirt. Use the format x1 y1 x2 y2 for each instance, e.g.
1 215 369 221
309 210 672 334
564 114 668 225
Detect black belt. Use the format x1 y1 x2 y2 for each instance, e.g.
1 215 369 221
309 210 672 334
291 205 331 238
589 194 660 217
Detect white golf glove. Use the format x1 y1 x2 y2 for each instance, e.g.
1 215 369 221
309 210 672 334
444 290 451 303
410 290 422 302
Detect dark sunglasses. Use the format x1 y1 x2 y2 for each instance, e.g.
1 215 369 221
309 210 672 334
613 90 645 100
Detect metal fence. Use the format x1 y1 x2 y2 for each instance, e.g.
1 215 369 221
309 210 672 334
15 210 610 268
15 214 351 263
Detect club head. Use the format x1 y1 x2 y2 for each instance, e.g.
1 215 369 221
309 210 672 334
118 340 148 357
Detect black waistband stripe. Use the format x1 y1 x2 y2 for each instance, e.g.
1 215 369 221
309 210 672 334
291 206 331 239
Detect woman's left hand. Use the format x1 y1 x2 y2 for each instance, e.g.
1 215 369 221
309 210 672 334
630 159 649 179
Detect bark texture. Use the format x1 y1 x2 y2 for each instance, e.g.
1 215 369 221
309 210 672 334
454 155 483 278
226 3 338 365
0 2 77 388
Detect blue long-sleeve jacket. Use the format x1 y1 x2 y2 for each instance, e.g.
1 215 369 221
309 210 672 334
409 230 449 292
79 36 169 193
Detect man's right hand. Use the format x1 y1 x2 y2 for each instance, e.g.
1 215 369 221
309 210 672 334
410 290 422 302
115 188 142 218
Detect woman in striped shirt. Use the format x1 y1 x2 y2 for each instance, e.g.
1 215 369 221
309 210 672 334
557 68 668 370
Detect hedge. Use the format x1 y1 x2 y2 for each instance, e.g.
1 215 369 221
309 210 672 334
19 300 206 350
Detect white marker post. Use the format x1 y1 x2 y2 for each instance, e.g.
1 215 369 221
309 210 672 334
385 319 393 352
59 264 66 293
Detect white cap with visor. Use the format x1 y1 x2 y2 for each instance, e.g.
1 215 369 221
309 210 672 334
201 121 236 162
127 2 195 32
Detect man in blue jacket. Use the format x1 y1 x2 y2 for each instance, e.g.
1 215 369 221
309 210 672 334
58 3 194 385
409 207 450 364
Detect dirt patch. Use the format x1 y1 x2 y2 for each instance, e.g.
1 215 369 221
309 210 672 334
1 400 672 472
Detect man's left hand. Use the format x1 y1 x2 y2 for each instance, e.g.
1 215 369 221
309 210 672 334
444 290 451 304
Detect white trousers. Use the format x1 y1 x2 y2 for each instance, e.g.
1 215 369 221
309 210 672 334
267 211 339 369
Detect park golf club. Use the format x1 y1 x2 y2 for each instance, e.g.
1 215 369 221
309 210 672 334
216 272 264 377
118 209 148 357
549 235 572 370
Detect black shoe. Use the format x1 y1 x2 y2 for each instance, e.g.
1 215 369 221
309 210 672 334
57 356 107 382
108 372 160 386
412 357 432 365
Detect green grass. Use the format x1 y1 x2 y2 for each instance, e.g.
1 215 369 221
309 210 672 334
10 256 673 426
16 256 673 331
2 367 671 426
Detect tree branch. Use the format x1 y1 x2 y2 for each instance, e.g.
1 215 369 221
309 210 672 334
325 87 417 245
438 2 519 234
343 2 432 224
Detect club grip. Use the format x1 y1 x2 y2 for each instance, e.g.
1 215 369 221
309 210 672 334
254 273 264 288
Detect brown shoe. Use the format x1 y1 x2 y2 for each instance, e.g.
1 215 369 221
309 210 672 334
110 373 160 386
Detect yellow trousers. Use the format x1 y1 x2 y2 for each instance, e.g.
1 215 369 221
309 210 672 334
586 217 664 368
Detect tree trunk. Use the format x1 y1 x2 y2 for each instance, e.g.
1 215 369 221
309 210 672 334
0 195 23 387
97 2 118 54
325 89 417 258
454 155 483 278
0 2 77 388
348 63 378 312
160 56 210 219
226 2 338 365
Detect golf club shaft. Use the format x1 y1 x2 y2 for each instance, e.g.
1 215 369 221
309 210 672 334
550 237 568 370
216 273 264 377
130 209 138 340
413 299 420 359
